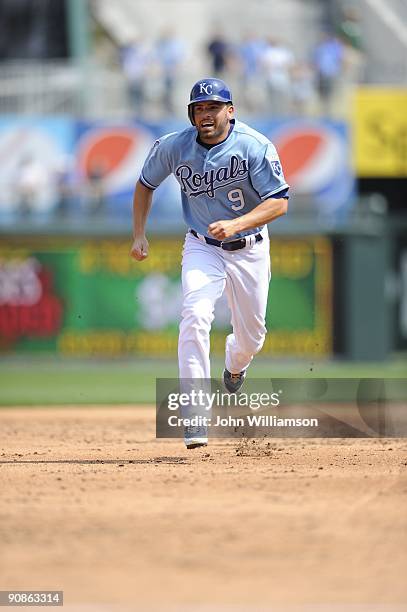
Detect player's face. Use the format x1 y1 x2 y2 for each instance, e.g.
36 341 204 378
193 101 234 144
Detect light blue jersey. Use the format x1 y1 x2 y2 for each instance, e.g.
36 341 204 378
140 119 289 238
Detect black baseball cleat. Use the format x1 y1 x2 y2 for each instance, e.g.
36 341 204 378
184 425 208 449
223 368 247 393
186 441 208 450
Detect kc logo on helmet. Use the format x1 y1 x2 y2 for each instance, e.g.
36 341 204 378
199 82 213 95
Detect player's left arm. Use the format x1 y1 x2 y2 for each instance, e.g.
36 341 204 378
208 195 287 240
209 139 289 240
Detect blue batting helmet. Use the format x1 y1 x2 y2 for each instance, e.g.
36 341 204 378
188 78 233 125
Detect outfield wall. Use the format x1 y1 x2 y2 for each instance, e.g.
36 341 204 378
0 234 332 359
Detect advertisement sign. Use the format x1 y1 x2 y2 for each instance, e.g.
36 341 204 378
252 118 355 219
0 116 354 223
75 121 182 223
0 117 75 214
0 236 332 357
353 88 407 177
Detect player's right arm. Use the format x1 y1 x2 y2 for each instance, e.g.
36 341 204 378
130 180 153 261
130 134 175 261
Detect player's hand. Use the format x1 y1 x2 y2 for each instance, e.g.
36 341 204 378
208 220 239 240
130 235 149 261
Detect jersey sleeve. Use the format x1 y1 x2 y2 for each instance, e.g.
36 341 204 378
139 135 174 190
249 142 289 201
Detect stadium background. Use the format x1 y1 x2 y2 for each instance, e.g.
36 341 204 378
0 0 406 403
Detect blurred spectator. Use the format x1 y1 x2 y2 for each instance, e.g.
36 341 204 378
207 31 230 77
120 36 151 115
291 61 315 116
312 32 344 115
84 157 107 215
238 32 267 111
54 156 75 218
337 7 363 51
155 29 185 114
337 8 365 86
261 38 295 116
16 155 50 216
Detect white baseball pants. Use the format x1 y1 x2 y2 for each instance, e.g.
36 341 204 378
178 229 271 379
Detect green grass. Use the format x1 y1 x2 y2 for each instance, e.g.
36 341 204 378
0 357 406 405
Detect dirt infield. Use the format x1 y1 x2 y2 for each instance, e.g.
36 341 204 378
0 407 406 612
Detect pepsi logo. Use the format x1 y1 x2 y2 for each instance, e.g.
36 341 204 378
272 123 348 194
77 126 155 196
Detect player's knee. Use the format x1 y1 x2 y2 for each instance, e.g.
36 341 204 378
242 330 266 357
252 334 266 355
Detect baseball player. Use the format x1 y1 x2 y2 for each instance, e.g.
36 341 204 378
131 78 289 449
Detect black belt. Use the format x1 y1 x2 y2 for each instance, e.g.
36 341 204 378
190 229 262 251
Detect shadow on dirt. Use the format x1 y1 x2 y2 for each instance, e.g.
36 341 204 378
0 457 190 465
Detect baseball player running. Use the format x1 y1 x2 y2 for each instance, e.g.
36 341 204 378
131 78 289 449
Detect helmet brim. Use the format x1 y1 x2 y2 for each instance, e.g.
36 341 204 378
188 95 233 106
